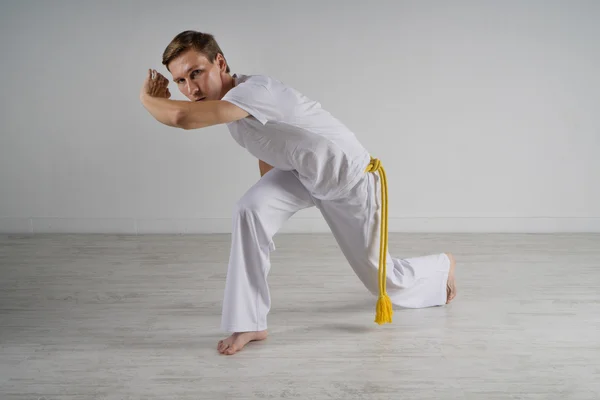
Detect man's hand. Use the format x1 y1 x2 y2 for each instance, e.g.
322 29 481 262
141 69 171 99
139 68 180 127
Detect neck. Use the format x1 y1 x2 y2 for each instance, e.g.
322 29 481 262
220 73 235 99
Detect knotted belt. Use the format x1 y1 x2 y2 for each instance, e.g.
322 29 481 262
365 156 393 324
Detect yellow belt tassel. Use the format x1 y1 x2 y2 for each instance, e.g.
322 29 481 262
365 156 393 325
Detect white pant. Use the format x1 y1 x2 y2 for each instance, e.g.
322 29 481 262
221 168 450 332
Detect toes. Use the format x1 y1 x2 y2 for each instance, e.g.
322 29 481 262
218 341 229 353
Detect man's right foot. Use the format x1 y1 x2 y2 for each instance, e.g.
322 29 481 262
217 330 268 355
445 253 457 304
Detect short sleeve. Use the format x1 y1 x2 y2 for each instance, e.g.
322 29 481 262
222 78 282 125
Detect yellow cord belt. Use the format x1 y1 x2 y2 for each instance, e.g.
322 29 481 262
365 156 393 325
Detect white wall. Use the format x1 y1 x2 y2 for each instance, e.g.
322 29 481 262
1 0 598 234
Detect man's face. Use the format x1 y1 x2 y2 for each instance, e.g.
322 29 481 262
168 49 228 102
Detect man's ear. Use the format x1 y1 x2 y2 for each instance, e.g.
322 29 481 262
216 53 228 73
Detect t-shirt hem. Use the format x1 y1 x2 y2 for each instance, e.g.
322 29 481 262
314 152 371 201
221 98 269 125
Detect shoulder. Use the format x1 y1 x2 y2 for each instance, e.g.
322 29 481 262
232 74 289 93
221 74 290 125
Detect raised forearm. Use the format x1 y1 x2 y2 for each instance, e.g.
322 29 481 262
140 93 184 127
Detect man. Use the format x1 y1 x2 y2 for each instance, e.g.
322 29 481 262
140 31 457 356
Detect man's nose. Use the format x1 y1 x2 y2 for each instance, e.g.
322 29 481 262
186 81 200 95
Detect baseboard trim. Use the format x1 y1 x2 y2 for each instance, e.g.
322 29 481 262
1 217 599 234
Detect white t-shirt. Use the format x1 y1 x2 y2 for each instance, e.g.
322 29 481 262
221 73 371 201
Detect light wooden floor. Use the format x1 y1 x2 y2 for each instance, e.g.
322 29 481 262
1 233 599 399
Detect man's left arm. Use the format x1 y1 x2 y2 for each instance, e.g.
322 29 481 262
140 69 248 130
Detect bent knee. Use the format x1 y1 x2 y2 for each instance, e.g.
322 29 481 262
352 256 400 295
350 259 384 294
234 193 267 217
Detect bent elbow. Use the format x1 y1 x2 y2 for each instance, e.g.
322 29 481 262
173 109 189 129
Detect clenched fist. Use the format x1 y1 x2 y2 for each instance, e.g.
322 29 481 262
141 69 171 99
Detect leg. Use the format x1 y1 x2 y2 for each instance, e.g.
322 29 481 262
314 172 456 310
218 169 315 354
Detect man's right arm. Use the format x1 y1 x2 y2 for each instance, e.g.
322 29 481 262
259 160 274 177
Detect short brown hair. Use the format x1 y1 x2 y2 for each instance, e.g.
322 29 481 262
162 31 230 73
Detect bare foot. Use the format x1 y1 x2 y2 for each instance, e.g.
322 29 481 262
445 253 457 304
217 330 268 355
